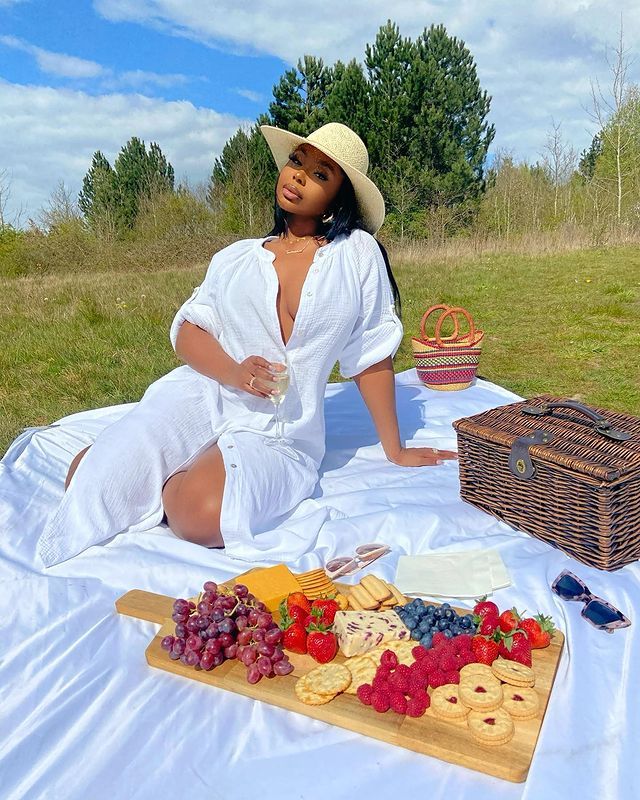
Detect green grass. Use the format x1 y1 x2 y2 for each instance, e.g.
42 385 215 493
1 244 639 456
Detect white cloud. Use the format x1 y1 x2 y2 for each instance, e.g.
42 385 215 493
0 79 250 223
234 88 263 103
109 69 191 89
0 35 106 79
93 0 640 162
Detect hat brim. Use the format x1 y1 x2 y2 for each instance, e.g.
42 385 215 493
260 125 385 235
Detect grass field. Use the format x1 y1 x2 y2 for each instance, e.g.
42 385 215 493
1 243 639 456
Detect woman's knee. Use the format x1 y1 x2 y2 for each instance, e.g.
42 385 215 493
65 445 91 490
162 466 224 547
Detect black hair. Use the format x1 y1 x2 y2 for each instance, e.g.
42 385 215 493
266 173 401 317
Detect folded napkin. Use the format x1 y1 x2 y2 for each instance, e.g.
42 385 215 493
395 549 510 599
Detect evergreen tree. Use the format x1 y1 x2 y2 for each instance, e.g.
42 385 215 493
78 138 174 235
578 132 604 181
78 151 117 234
324 58 371 144
268 55 333 134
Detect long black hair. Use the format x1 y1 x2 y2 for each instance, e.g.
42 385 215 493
266 174 401 317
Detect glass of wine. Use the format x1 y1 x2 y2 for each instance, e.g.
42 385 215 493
263 354 292 447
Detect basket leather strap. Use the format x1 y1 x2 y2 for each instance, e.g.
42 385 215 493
509 430 555 480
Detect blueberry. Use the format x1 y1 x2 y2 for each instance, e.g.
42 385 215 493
410 628 422 640
461 616 472 629
443 609 454 620
433 608 442 620
405 615 418 630
420 633 433 649
443 629 454 639
441 602 451 610
418 618 431 633
450 625 461 636
437 618 449 630
426 605 436 614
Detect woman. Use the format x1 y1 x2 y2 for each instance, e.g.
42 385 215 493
38 122 456 567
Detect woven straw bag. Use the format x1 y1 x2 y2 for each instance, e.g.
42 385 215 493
411 305 484 391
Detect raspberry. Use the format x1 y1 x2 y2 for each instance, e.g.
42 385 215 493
389 690 407 715
372 674 390 692
406 695 430 717
444 670 460 685
422 653 439 673
371 690 390 713
396 664 411 679
388 671 410 693
380 650 399 669
429 669 447 689
432 632 448 648
454 633 473 652
409 673 428 694
439 653 458 672
375 665 392 681
407 687 429 703
412 645 428 661
356 683 373 705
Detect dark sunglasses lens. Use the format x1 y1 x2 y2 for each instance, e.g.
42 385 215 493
583 600 624 628
554 574 586 599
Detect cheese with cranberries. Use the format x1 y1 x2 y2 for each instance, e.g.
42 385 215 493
333 610 410 657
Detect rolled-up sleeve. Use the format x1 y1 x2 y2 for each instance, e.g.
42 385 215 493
338 232 403 379
169 255 221 352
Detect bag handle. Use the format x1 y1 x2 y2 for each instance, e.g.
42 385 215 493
434 306 477 347
419 304 460 343
522 400 631 442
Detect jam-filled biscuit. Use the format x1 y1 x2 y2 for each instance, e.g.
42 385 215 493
490 658 535 687
430 684 470 721
502 685 540 719
467 708 515 746
459 678 503 711
459 663 497 682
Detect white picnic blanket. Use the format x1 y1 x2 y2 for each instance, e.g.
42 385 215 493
1 369 638 800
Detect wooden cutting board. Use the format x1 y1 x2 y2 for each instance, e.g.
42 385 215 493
116 588 564 782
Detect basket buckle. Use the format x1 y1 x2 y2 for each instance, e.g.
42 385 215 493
509 430 555 480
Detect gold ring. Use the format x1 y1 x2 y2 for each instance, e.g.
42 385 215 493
249 376 256 389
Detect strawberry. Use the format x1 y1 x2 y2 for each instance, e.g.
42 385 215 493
282 622 308 654
310 598 340 627
287 604 308 626
478 614 500 635
519 614 555 649
499 630 532 666
473 597 500 620
278 600 308 654
498 607 522 633
306 628 338 663
471 634 500 665
286 592 311 615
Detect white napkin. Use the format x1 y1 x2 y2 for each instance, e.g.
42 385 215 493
395 549 511 598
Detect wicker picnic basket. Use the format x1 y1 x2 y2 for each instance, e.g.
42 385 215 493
412 305 483 391
453 396 640 571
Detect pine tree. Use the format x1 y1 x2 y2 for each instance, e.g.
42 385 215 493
324 58 371 143
268 55 332 134
78 151 118 236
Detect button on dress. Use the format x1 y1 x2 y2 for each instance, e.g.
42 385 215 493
37 227 403 566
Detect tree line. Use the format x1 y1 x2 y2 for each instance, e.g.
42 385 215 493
2 19 640 276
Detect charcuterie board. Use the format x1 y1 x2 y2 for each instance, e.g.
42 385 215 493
116 585 564 783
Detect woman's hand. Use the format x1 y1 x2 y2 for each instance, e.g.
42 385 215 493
386 446 458 467
232 356 275 398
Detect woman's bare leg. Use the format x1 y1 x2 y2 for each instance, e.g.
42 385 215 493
161 443 226 548
65 445 91 490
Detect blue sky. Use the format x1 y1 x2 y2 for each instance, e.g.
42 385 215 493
1 0 639 224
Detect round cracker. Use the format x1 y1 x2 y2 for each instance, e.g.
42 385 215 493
344 655 378 694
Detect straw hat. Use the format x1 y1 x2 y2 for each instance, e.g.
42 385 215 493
259 122 385 234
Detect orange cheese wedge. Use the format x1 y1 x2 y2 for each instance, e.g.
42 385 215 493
233 564 303 613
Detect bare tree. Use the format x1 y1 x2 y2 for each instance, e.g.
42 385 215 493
588 17 636 222
541 120 577 219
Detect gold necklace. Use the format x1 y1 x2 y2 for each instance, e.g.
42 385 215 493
283 233 318 255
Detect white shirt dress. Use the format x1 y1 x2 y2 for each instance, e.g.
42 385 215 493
38 227 403 566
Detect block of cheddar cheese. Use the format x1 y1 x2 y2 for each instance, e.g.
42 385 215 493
233 564 303 613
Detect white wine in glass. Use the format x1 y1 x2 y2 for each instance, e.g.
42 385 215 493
264 358 292 446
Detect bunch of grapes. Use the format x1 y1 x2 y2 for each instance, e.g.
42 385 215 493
160 580 294 683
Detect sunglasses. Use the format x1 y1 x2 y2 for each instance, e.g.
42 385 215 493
551 570 631 633
325 543 391 580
